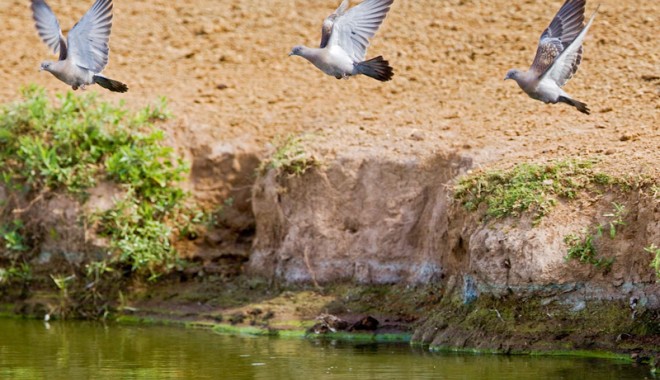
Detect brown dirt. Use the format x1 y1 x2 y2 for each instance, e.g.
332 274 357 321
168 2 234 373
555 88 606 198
1 0 659 358
1 0 658 176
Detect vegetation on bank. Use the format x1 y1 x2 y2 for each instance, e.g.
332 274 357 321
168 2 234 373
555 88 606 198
563 202 627 271
259 134 319 177
454 159 614 221
454 159 658 275
0 86 200 316
647 244 660 279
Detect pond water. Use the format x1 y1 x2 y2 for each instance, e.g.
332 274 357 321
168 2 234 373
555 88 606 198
0 318 651 379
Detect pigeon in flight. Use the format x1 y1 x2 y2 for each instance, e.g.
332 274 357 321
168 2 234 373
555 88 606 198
504 0 599 114
31 0 128 92
289 0 394 82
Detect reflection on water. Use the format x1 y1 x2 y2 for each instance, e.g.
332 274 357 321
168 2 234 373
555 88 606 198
0 318 650 380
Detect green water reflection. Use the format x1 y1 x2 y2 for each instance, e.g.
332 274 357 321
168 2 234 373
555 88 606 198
0 318 650 379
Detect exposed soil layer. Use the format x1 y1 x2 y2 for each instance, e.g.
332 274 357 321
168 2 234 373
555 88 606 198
0 0 658 360
1 0 657 175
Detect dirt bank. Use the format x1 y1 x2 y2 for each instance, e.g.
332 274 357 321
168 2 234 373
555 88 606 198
1 0 658 359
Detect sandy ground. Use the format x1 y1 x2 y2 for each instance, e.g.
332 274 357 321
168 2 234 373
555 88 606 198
1 0 658 177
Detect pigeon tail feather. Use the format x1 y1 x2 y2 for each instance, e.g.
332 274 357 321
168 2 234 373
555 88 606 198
558 95 589 114
355 56 393 82
93 75 128 93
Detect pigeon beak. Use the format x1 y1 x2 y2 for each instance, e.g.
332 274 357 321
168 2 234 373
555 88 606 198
288 52 293 57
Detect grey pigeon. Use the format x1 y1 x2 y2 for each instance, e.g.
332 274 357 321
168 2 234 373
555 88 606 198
31 0 128 93
289 0 394 82
505 0 599 114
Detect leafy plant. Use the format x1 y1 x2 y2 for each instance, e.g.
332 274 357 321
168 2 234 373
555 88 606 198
85 260 114 282
0 220 29 253
645 244 660 279
0 262 32 285
51 273 76 318
564 232 613 270
95 191 176 279
564 203 628 271
601 202 626 239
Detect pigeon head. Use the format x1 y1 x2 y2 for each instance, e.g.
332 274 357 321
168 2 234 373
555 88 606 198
289 45 305 57
40 61 54 72
504 69 520 81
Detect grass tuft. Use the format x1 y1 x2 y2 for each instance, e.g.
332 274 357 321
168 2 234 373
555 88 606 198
455 159 616 221
260 134 318 177
645 244 660 280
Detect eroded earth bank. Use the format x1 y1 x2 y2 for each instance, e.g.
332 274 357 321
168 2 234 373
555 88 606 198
0 0 658 364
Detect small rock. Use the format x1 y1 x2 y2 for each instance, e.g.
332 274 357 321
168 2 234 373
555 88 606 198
229 312 245 325
308 314 349 334
641 74 660 82
570 300 586 312
409 130 425 141
349 316 379 331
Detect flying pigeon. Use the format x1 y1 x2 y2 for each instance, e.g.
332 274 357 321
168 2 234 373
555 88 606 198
31 0 128 92
504 0 599 114
289 0 394 82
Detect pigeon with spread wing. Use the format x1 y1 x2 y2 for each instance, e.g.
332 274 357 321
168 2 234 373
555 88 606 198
505 0 599 114
289 0 394 82
31 0 128 92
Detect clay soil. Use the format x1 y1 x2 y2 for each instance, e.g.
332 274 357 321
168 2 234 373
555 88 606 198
1 0 658 176
1 0 659 357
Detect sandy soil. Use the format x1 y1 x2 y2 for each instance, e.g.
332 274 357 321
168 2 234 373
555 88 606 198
1 0 658 176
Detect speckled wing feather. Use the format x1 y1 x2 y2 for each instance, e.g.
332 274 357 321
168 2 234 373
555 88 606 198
540 6 599 86
320 0 349 48
67 0 113 73
328 0 394 62
31 0 67 60
530 0 586 84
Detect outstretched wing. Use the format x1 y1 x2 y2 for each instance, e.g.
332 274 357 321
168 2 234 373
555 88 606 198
320 0 348 48
67 0 113 73
529 0 586 85
31 0 67 60
328 0 393 62
540 6 598 86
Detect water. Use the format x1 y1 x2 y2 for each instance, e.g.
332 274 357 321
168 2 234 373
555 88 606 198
0 318 650 379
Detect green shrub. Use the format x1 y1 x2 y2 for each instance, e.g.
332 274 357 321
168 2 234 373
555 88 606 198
0 86 189 278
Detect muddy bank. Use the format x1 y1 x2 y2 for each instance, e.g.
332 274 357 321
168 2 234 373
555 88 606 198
250 149 471 284
2 135 657 359
249 144 659 304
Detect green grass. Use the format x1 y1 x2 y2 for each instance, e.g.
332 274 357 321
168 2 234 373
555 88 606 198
564 203 627 271
564 233 614 270
0 85 190 279
259 134 318 176
645 244 660 279
454 159 614 221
